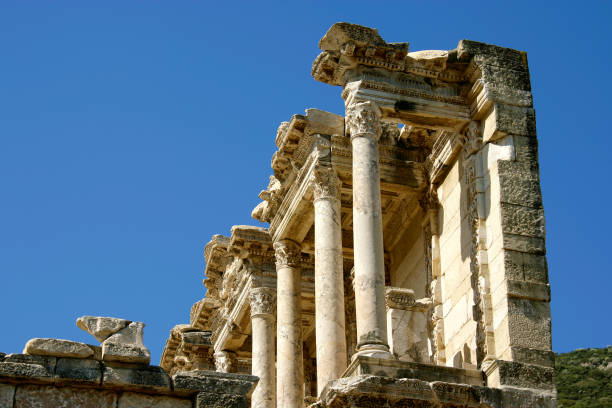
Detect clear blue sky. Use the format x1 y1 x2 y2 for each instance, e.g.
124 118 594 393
1 2 610 364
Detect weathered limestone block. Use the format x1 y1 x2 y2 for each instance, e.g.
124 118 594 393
24 338 93 359
501 250 548 283
507 297 552 350
0 354 56 383
196 392 248 408
102 363 171 393
77 316 130 342
508 346 555 368
506 280 551 302
502 233 545 255
13 384 117 408
500 203 545 238
0 383 15 408
55 357 101 385
102 322 151 364
118 392 192 408
172 370 258 399
485 360 554 391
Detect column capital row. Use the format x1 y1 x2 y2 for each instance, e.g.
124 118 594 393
249 286 276 317
273 239 302 269
345 100 382 141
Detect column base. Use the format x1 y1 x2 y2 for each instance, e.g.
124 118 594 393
352 344 394 360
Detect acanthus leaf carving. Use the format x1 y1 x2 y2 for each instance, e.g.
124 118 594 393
273 239 302 269
345 100 382 140
249 287 276 317
312 165 341 202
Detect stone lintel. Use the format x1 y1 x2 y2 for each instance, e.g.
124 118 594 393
342 355 483 387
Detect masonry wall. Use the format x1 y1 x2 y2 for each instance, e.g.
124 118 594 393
436 159 478 369
0 352 257 408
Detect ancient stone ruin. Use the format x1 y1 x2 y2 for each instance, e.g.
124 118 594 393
0 23 555 407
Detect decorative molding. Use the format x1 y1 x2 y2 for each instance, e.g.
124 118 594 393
273 239 302 269
249 287 276 317
345 100 382 140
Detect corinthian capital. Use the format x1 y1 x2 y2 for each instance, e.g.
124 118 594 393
311 166 341 202
249 287 276 317
345 100 382 140
273 239 302 269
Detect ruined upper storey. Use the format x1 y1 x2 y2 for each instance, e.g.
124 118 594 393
312 22 533 133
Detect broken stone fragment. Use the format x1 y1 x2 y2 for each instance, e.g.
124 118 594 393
23 338 93 358
76 316 131 342
102 322 151 364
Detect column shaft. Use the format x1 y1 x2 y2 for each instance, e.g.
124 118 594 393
274 239 304 407
345 100 391 358
313 167 347 394
250 287 276 408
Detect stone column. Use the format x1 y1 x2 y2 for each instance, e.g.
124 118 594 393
250 287 276 408
345 100 392 358
274 239 304 407
312 166 348 394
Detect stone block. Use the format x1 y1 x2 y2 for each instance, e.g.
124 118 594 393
509 346 555 368
506 298 552 351
0 354 56 383
500 387 557 408
496 162 542 208
506 280 550 302
480 64 531 92
502 233 545 255
483 103 536 144
485 360 554 391
102 363 171 393
500 203 545 239
55 357 102 385
0 383 15 408
118 392 192 408
24 338 93 359
102 321 151 364
196 392 248 408
502 250 548 283
13 384 117 408
102 342 151 365
77 316 130 342
456 40 529 73
430 381 480 406
172 370 258 397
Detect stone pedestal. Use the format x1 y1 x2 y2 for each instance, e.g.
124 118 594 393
313 166 348 394
249 287 276 408
273 239 304 408
345 100 391 359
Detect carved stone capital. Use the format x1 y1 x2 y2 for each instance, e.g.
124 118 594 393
249 287 276 317
311 166 341 202
345 100 382 141
273 239 302 269
214 350 237 373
